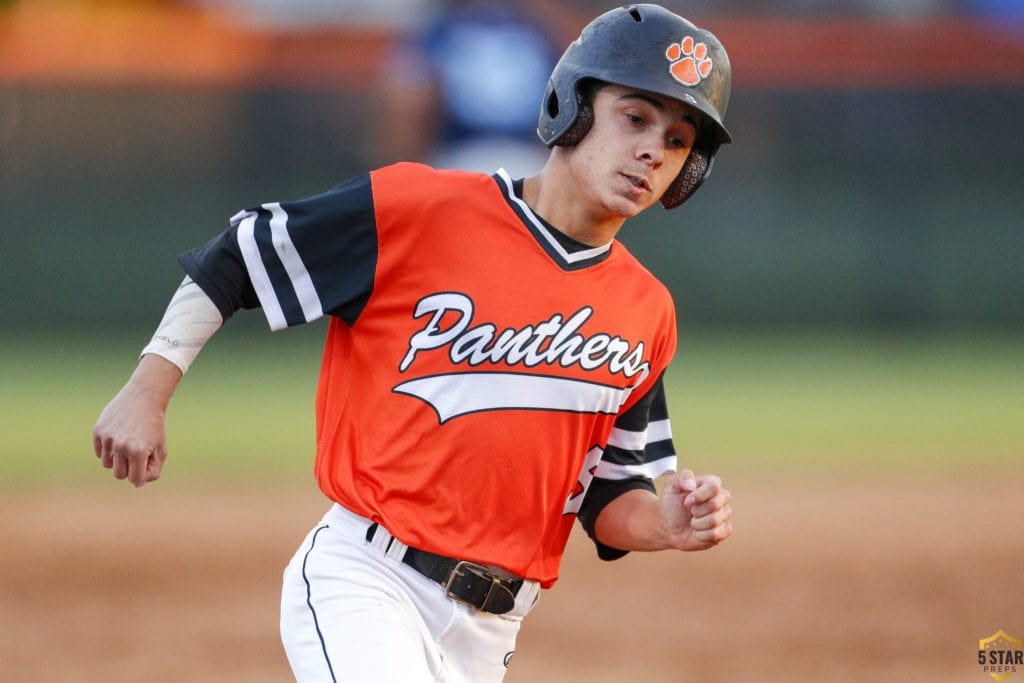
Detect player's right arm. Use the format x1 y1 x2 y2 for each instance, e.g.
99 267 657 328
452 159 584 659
92 171 380 487
92 276 225 488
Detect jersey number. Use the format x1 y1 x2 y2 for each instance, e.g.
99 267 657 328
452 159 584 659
563 446 603 515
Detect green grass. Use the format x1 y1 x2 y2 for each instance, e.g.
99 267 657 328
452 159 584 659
1 327 1021 484
667 328 1024 473
0 324 323 485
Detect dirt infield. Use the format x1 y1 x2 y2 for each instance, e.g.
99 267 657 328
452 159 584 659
3 469 1022 682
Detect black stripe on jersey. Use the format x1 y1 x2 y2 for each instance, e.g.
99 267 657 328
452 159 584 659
253 206 308 328
577 374 675 560
492 171 612 272
577 476 657 561
182 174 378 329
614 371 667 433
642 436 675 463
281 174 377 326
602 443 641 468
630 376 674 462
602 375 675 468
178 230 260 322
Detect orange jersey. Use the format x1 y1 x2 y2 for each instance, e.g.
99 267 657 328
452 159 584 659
182 163 678 587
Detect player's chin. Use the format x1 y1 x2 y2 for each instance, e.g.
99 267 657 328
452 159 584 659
604 194 654 219
618 174 666 213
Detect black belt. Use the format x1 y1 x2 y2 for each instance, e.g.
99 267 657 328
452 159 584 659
365 523 523 615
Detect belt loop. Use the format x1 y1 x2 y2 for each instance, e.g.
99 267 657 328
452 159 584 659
366 522 392 554
365 521 409 561
384 535 408 562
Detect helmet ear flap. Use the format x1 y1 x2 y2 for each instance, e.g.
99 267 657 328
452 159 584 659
661 148 712 209
552 92 594 147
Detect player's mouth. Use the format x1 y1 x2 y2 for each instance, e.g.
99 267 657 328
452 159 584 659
621 173 650 194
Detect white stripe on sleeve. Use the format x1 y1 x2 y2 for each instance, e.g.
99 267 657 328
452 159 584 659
234 208 288 330
266 202 323 324
595 455 677 481
647 418 673 443
606 419 673 452
606 426 647 452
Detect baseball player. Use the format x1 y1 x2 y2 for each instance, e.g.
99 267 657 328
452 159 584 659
92 5 734 682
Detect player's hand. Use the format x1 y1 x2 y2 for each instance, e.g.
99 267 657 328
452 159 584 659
659 469 732 551
92 355 181 488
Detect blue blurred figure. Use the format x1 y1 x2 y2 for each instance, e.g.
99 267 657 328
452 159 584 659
376 0 561 177
962 0 1024 25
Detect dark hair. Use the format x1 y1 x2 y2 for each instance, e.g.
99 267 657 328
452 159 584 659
577 78 605 104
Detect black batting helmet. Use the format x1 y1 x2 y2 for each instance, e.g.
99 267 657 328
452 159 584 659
537 4 732 209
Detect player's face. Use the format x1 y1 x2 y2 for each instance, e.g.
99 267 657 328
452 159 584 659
572 84 698 218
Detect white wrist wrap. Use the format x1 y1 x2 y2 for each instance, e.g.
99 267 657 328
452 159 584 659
140 277 223 375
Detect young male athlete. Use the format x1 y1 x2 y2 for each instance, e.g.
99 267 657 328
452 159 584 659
93 4 734 681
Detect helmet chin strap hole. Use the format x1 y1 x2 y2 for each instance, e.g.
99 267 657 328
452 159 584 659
546 90 560 119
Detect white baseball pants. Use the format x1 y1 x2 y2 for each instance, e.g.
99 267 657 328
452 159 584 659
280 503 541 682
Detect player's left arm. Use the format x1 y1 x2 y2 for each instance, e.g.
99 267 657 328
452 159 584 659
578 372 733 554
593 470 733 552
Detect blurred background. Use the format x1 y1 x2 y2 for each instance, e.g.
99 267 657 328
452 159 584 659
2 0 1023 336
1 1 1022 680
3 0 1022 474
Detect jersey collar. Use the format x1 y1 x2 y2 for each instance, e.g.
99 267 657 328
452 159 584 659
493 168 613 272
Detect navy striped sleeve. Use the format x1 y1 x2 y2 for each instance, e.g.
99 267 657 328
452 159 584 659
577 374 678 560
179 173 378 330
597 376 676 481
178 229 259 322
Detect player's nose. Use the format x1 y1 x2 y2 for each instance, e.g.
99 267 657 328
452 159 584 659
635 134 666 165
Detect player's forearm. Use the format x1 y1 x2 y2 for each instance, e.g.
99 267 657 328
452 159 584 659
120 275 222 404
128 353 184 406
593 488 673 552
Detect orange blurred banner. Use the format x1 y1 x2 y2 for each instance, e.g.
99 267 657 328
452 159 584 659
1 3 1022 89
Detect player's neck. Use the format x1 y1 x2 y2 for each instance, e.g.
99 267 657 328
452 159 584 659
522 171 626 248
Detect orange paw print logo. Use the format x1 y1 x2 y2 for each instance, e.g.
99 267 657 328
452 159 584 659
665 36 713 86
